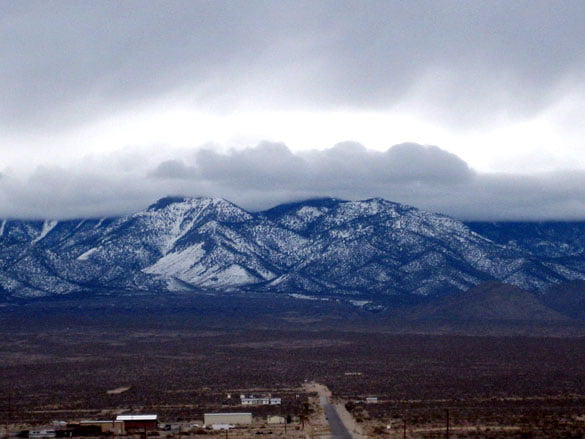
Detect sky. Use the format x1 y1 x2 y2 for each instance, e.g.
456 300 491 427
2 1 585 220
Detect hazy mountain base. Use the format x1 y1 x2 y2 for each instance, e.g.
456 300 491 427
2 283 585 337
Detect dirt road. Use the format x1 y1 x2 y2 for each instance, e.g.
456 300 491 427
304 382 366 439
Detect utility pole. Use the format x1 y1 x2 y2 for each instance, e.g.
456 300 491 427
445 409 450 439
4 394 12 439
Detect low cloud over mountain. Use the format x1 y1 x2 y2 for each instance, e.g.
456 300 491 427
2 142 585 220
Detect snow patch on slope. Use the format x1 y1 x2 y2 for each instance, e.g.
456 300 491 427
31 220 58 244
198 264 259 287
143 243 266 287
77 247 97 261
143 243 206 275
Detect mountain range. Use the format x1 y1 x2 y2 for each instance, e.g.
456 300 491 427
0 196 584 305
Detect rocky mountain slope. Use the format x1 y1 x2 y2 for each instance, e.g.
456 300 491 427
1 196 585 300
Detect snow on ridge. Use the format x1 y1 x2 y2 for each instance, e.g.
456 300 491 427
1 195 583 299
197 264 259 287
164 276 195 291
77 247 97 261
289 293 327 301
31 220 58 244
141 196 253 255
158 202 204 254
297 206 326 220
152 259 264 288
349 299 371 307
143 243 206 276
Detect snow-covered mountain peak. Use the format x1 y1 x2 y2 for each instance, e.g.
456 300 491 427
147 196 247 215
337 198 397 217
263 197 345 217
1 196 585 299
147 196 192 211
142 196 252 228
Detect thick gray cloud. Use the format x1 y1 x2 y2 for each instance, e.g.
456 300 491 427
148 142 585 221
3 2 585 220
2 142 583 221
3 1 585 133
149 141 474 194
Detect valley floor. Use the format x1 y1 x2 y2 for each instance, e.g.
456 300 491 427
2 295 585 438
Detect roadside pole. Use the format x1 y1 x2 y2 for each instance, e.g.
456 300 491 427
445 409 450 439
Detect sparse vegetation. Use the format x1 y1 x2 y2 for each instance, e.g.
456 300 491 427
2 302 585 438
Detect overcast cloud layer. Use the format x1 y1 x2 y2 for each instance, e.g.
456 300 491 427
1 142 585 221
3 1 585 130
2 2 585 220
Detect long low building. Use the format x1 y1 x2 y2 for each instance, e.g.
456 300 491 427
204 413 252 426
240 395 282 405
79 420 124 434
115 415 158 432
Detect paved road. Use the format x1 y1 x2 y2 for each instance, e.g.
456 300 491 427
320 396 353 439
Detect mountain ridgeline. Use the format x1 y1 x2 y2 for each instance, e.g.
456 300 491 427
1 196 585 302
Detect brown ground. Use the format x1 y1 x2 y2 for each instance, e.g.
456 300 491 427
2 300 585 438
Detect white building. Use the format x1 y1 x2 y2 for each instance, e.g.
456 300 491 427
240 395 281 405
267 416 286 424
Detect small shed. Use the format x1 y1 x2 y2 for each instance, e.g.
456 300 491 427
267 415 286 424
